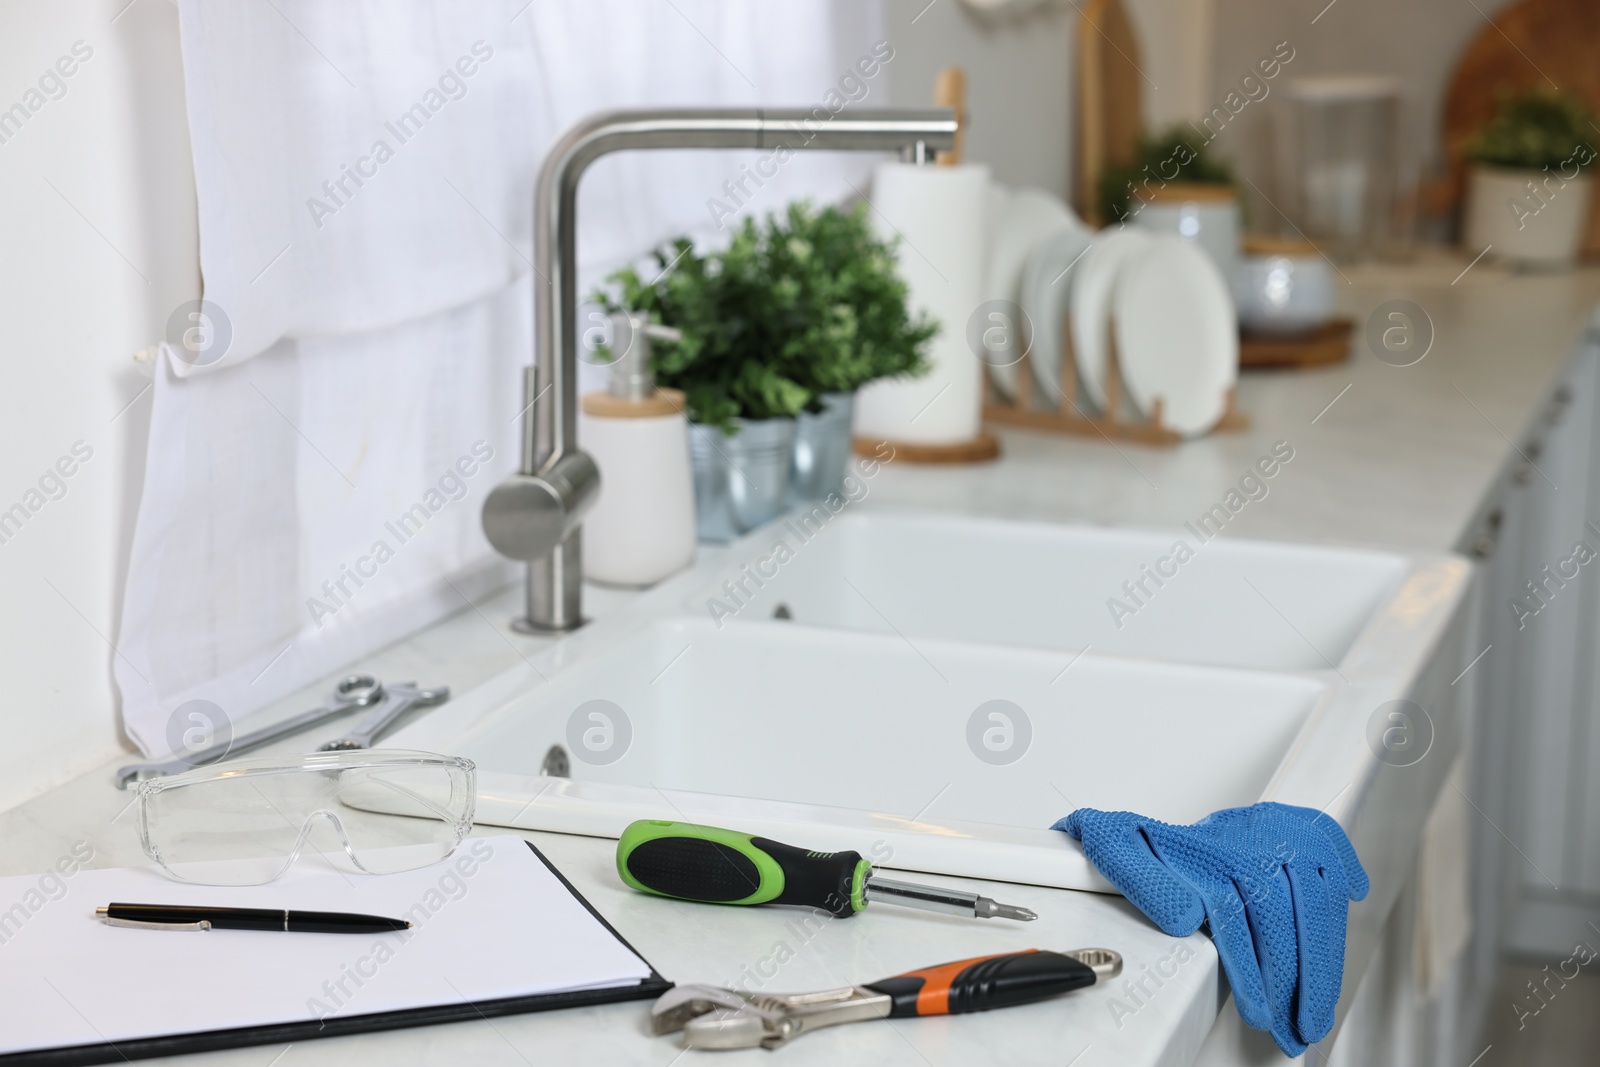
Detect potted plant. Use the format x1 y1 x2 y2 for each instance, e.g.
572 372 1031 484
599 201 933 540
1464 91 1597 265
1098 127 1237 227
1099 127 1240 285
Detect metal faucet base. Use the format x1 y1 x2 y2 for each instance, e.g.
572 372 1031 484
509 615 587 635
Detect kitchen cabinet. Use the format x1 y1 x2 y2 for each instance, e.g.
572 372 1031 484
1459 337 1600 966
1351 335 1600 1067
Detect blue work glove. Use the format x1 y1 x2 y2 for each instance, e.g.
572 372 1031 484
1054 802 1369 1057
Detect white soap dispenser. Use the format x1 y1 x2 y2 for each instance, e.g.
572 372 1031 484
580 312 696 586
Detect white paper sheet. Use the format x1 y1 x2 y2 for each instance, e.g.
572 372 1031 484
0 836 654 1056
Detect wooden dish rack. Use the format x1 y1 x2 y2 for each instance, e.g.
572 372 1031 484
981 315 1249 446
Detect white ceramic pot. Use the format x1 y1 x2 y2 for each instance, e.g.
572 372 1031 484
1464 164 1593 266
1235 238 1333 335
1132 185 1241 296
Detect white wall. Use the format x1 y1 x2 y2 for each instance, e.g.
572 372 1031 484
1125 0 1217 132
879 0 1212 200
0 0 198 808
879 0 1076 196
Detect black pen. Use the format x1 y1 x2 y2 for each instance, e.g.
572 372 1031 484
96 902 411 934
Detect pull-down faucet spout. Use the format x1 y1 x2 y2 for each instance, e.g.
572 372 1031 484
482 107 957 633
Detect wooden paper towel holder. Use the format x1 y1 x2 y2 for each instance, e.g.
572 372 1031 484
851 430 1002 464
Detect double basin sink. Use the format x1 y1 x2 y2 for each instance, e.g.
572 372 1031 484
388 511 1471 891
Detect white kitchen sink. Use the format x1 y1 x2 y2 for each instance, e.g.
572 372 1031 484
690 512 1410 672
387 508 1471 890
431 618 1326 887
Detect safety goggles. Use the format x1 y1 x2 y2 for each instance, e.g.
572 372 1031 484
135 750 475 885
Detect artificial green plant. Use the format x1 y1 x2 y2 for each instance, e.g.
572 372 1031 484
1468 90 1596 172
596 201 936 433
1099 125 1237 225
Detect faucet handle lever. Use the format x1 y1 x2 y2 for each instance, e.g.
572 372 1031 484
482 451 601 563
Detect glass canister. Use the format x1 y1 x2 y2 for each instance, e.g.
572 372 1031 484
1277 77 1401 259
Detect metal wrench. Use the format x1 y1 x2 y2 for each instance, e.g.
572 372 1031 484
652 948 1122 1050
317 681 450 751
116 674 386 789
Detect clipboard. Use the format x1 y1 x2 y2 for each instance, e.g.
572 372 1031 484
0 840 672 1066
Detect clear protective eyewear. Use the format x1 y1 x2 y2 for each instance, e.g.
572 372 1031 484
134 750 476 885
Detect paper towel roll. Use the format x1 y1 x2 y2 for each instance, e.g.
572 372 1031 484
854 162 989 444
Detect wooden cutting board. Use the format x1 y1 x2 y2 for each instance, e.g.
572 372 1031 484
1074 0 1143 227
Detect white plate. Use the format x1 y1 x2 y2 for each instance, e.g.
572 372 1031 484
984 187 1079 399
1113 235 1239 437
1068 228 1152 411
1016 222 1093 407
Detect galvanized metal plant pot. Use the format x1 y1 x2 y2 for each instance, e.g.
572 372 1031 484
689 417 796 542
789 392 856 503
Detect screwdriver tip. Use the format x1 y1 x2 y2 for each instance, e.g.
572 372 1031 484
976 897 1037 921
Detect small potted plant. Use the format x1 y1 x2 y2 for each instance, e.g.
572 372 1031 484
1464 91 1597 265
1099 127 1240 285
599 201 933 541
1098 127 1237 227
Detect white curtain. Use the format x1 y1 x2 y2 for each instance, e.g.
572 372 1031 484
117 0 890 754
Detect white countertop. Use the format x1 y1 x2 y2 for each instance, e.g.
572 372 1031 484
6 260 1599 1066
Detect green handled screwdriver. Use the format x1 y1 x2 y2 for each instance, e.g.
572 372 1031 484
616 820 1037 921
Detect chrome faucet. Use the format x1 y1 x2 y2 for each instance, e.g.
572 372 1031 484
481 107 957 632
